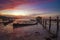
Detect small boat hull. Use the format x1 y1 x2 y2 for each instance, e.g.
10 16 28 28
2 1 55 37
13 23 37 28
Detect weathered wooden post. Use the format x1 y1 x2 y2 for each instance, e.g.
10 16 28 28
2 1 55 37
42 18 43 25
49 17 51 32
56 16 59 40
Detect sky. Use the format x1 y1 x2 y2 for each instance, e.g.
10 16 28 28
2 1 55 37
0 0 60 16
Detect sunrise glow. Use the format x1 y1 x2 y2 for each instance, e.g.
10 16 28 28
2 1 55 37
10 10 28 16
1 10 29 16
0 0 59 16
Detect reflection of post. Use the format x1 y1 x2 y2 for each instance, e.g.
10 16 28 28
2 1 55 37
56 16 59 40
49 17 51 32
44 19 47 28
43 19 45 27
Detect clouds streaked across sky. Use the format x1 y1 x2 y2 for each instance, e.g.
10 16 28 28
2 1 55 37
0 0 60 16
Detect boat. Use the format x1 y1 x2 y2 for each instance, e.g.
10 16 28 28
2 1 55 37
13 22 38 28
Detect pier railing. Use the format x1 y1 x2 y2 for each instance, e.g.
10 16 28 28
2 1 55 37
41 16 60 40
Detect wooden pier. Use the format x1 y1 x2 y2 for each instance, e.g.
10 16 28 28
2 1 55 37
41 16 60 40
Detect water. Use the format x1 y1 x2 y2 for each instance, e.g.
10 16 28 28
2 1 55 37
0 19 60 40
45 21 60 40
0 19 50 40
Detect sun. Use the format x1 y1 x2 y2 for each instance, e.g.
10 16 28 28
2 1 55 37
11 10 28 16
1 10 28 16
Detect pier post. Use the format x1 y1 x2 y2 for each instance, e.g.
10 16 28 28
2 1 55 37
49 17 51 32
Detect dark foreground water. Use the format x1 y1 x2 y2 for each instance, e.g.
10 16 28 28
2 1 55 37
0 19 60 40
